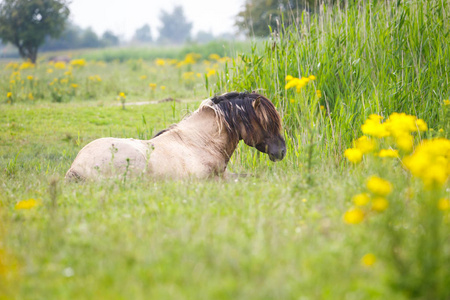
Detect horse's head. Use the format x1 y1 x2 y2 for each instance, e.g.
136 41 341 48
210 92 286 162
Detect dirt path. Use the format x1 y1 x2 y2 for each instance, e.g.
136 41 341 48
110 98 199 107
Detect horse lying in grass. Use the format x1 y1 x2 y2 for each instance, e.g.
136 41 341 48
65 92 286 180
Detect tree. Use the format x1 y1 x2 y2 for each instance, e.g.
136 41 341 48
101 30 119 47
41 22 83 51
157 6 192 44
80 27 100 48
133 24 152 43
235 0 316 37
0 0 70 63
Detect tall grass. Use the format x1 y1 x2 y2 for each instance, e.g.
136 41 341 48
215 0 450 160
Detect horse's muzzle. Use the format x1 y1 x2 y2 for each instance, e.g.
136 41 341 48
268 147 286 162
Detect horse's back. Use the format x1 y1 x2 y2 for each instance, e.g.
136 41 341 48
66 137 151 180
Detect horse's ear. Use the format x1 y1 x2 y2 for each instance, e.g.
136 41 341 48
252 97 261 110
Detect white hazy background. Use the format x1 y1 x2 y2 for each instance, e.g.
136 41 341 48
70 0 244 40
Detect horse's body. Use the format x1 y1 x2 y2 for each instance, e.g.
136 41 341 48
65 92 286 180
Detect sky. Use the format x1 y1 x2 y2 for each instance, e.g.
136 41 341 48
69 0 244 40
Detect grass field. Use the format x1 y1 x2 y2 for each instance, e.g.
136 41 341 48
1 1 450 299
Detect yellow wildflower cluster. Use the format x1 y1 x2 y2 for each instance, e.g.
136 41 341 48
15 198 39 210
177 53 201 67
208 53 221 61
5 62 19 69
438 198 450 211
285 75 316 92
206 68 216 77
403 138 450 188
361 253 377 267
149 83 157 90
344 136 376 163
316 90 322 99
345 112 430 164
54 62 67 69
344 176 392 224
88 75 102 82
155 59 166 66
70 59 87 67
19 61 35 70
361 113 427 151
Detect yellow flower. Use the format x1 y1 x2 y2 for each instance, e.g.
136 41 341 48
352 193 370 206
443 100 450 106
366 176 392 196
439 129 444 133
290 98 295 104
354 136 376 154
7 92 12 98
395 134 414 152
15 198 39 210
160 86 166 90
308 75 316 80
344 148 363 164
54 62 66 69
361 253 376 267
60 78 68 84
378 149 399 158
149 83 157 90
71 84 78 88
27 75 34 80
155 59 166 66
206 68 216 77
285 75 312 92
70 59 86 67
384 112 428 136
371 197 389 212
285 75 293 81
438 198 450 211
361 115 390 138
119 92 126 98
27 93 34 100
343 208 365 224
47 68 54 73
320 105 324 110
316 90 322 99
403 138 450 189
19 61 35 70
140 75 147 80
208 53 221 61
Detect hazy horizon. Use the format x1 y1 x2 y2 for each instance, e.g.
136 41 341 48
69 0 244 40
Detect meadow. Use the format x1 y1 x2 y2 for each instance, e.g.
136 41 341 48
1 1 450 299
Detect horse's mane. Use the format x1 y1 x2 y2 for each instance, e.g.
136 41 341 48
201 92 282 141
153 92 281 141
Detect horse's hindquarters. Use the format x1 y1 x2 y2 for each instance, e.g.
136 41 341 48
66 138 151 180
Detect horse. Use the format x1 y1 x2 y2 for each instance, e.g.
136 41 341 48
65 92 286 180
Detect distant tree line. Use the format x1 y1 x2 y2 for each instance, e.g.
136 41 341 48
41 23 120 51
0 1 233 62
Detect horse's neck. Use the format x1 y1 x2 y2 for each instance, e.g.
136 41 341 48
169 108 238 162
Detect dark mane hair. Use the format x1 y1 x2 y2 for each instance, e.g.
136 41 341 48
153 92 282 140
208 91 282 141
